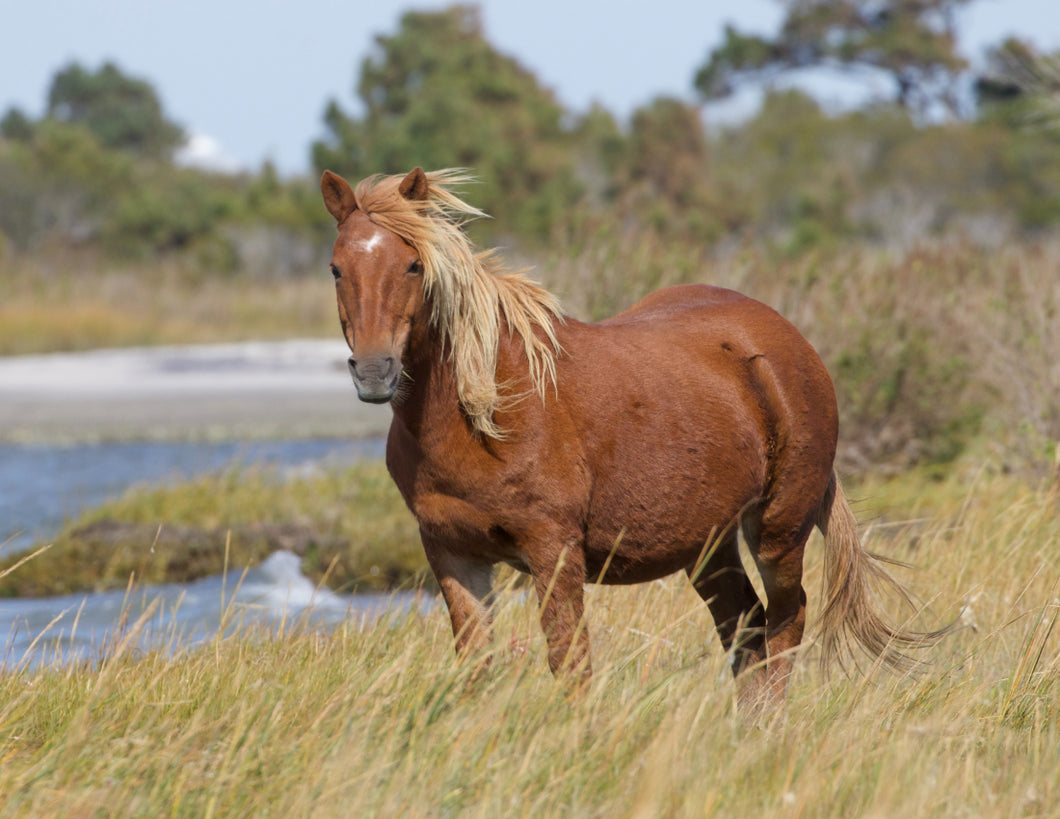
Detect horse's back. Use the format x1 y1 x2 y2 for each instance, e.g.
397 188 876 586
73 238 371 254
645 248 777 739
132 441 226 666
603 283 746 324
592 284 832 396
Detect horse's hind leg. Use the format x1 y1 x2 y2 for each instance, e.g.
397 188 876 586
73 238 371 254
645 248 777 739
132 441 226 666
685 530 767 688
742 500 814 707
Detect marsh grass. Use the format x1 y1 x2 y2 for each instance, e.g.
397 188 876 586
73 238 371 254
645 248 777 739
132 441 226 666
0 476 1057 816
543 237 1060 477
0 460 424 598
0 258 335 355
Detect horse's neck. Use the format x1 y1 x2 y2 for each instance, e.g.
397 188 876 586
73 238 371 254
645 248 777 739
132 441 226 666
390 339 468 446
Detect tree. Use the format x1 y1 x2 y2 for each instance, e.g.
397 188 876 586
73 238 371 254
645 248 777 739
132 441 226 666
695 0 973 117
976 39 1060 131
0 107 35 142
625 98 710 205
46 61 185 159
312 5 580 238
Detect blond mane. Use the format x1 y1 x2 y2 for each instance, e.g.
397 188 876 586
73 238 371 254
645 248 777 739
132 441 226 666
352 169 563 438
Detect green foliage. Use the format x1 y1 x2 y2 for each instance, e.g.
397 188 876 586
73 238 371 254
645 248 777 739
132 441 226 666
0 119 134 250
691 87 1060 249
4 5 1060 265
0 106 34 141
695 24 778 100
103 166 237 257
976 38 1060 133
696 0 973 115
46 61 185 159
312 5 582 239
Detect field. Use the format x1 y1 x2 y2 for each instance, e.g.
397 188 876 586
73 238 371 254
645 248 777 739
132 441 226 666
8 21 1060 815
2 235 1058 816
0 473 1057 816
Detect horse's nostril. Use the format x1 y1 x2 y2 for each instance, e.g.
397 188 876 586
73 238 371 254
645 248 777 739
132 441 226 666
349 355 396 380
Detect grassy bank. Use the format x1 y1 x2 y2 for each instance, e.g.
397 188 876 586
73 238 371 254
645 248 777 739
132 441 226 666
0 460 424 598
0 451 1050 600
0 475 1057 816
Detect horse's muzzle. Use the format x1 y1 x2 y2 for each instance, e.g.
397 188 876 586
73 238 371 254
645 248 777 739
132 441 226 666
348 355 399 403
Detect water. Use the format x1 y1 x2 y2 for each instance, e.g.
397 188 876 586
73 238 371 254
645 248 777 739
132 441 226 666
0 436 434 668
0 551 431 669
0 437 385 554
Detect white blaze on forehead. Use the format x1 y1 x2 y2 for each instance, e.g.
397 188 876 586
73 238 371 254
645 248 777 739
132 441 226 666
355 230 385 254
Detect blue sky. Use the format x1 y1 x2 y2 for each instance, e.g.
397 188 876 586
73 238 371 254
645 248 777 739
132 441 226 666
2 0 1057 175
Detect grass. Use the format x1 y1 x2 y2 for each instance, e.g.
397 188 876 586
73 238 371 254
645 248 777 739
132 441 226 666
0 460 424 598
0 257 335 355
0 474 1057 816
2 233 1058 813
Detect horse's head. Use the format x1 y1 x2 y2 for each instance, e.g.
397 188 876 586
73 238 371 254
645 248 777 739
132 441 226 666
320 167 431 404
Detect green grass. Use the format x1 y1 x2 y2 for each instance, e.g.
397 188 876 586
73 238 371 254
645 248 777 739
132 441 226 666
0 460 426 598
0 475 1057 816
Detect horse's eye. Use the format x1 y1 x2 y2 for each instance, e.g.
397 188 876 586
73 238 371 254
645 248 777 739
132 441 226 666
330 264 341 280
408 260 424 276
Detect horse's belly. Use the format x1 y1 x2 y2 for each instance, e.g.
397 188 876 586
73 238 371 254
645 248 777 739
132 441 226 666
583 515 741 584
581 453 764 584
583 537 709 584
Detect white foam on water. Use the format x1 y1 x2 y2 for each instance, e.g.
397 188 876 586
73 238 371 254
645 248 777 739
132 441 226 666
234 550 349 615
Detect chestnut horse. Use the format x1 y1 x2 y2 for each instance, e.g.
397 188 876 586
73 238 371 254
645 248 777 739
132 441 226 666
321 167 936 707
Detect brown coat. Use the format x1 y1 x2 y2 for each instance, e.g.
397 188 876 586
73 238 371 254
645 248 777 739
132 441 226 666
321 167 942 709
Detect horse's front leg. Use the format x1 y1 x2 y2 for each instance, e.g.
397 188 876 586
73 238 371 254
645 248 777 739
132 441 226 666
422 534 495 666
526 540 591 683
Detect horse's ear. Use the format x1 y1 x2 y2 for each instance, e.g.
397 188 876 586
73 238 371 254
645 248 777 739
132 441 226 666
320 170 357 223
398 166 429 202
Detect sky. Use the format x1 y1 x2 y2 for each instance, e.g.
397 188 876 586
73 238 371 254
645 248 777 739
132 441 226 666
1 0 1057 176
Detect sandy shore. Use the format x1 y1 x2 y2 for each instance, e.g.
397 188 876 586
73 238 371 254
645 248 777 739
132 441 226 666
0 341 393 443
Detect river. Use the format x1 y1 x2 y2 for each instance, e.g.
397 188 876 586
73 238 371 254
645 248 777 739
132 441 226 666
0 343 427 668
0 437 385 555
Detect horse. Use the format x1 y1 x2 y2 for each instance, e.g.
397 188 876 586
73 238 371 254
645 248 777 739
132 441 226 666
320 166 939 708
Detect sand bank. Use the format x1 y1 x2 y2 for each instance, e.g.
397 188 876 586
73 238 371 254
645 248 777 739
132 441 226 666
0 341 392 443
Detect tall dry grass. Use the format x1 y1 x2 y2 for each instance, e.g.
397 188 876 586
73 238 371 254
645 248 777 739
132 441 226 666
0 255 335 355
0 475 1057 816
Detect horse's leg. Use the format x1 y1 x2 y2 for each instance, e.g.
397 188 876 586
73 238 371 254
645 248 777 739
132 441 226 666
742 503 813 707
525 541 591 683
422 535 494 665
684 530 767 704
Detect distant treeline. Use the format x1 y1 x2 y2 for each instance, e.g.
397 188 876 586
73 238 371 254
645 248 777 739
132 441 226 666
1 4 1058 272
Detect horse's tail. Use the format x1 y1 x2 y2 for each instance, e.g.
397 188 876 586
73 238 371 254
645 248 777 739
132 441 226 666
815 472 947 672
